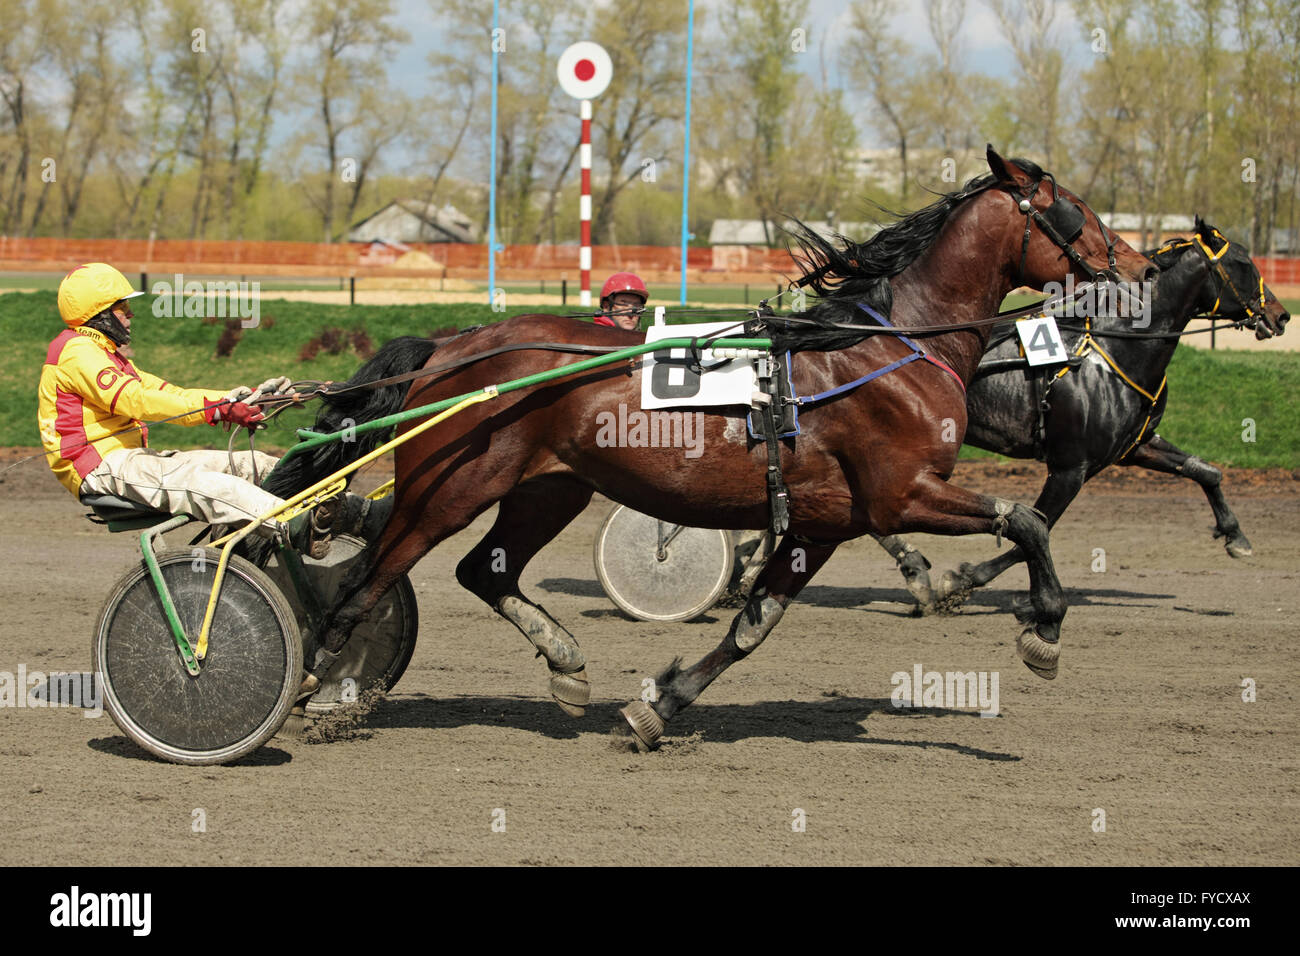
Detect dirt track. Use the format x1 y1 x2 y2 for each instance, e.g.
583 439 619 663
0 457 1296 866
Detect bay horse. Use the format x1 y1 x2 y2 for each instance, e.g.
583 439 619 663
877 216 1290 612
265 146 1155 750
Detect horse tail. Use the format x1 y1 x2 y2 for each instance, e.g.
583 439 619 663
262 335 439 498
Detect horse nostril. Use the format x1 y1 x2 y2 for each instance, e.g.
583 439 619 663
1142 266 1159 282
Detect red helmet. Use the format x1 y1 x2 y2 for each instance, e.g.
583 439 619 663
600 272 648 309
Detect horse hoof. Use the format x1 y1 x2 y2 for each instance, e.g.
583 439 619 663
295 673 321 705
277 707 311 738
550 667 590 718
903 580 936 614
933 570 972 613
619 700 665 752
1017 627 1060 680
1225 536 1253 559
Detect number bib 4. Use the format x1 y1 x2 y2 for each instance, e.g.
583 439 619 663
1016 316 1068 366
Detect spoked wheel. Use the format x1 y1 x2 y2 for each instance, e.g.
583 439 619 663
594 505 734 623
93 549 302 765
263 533 418 716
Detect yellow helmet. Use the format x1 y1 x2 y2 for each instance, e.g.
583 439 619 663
57 263 144 328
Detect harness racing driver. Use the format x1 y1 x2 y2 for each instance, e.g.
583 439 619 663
38 263 382 558
594 272 649 331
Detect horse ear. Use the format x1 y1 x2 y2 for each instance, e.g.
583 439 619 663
986 144 1033 190
1194 214 1207 234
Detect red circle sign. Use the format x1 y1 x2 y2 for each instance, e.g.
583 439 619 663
557 42 612 99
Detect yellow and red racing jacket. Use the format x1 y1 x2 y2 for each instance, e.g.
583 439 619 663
37 326 226 495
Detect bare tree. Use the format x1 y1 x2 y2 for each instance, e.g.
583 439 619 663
294 0 408 241
213 0 289 237
986 0 1065 169
843 0 924 201
586 0 687 244
426 0 582 245
699 0 809 244
924 0 971 155
0 0 52 235
414 44 481 218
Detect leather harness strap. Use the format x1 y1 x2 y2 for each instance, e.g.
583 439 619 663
756 354 791 536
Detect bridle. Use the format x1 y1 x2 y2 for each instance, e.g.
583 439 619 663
1155 228 1269 332
1011 173 1120 287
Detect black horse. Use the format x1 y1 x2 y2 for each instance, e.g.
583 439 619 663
873 216 1289 612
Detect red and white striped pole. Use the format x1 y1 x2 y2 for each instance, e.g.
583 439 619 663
557 42 611 310
580 98 593 307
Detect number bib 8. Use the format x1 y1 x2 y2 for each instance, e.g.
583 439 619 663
640 321 755 410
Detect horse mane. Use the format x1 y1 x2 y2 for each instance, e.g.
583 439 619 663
1145 240 1194 270
772 158 1045 354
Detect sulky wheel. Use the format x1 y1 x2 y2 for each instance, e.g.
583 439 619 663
93 548 302 765
263 534 418 716
594 504 734 623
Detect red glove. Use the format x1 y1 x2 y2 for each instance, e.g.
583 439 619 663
204 400 265 430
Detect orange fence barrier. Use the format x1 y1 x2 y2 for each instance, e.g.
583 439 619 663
2 236 1296 287
0 237 802 283
1256 258 1300 286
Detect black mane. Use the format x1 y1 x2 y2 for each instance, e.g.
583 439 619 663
772 158 1045 353
1146 238 1199 270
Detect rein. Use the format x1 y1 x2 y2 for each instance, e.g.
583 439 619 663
12 291 1232 482
16 220 1258 480
308 340 629 400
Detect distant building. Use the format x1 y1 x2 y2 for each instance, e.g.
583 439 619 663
346 200 478 244
1270 228 1297 255
1098 213 1195 250
707 218 882 272
1102 212 1194 234
708 219 779 246
356 238 412 266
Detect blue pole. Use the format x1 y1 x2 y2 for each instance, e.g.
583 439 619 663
488 0 500 305
679 0 695 305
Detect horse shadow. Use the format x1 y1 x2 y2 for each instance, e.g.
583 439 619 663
537 576 727 622
799 583 1181 614
365 693 1020 762
536 576 1181 618
537 577 606 599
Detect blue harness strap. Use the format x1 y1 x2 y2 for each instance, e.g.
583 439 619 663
795 304 926 406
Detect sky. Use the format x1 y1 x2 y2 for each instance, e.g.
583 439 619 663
381 0 1085 79
370 0 1089 156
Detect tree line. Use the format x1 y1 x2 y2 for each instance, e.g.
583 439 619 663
1 0 1296 253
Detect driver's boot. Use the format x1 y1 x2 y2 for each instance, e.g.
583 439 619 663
322 493 393 544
